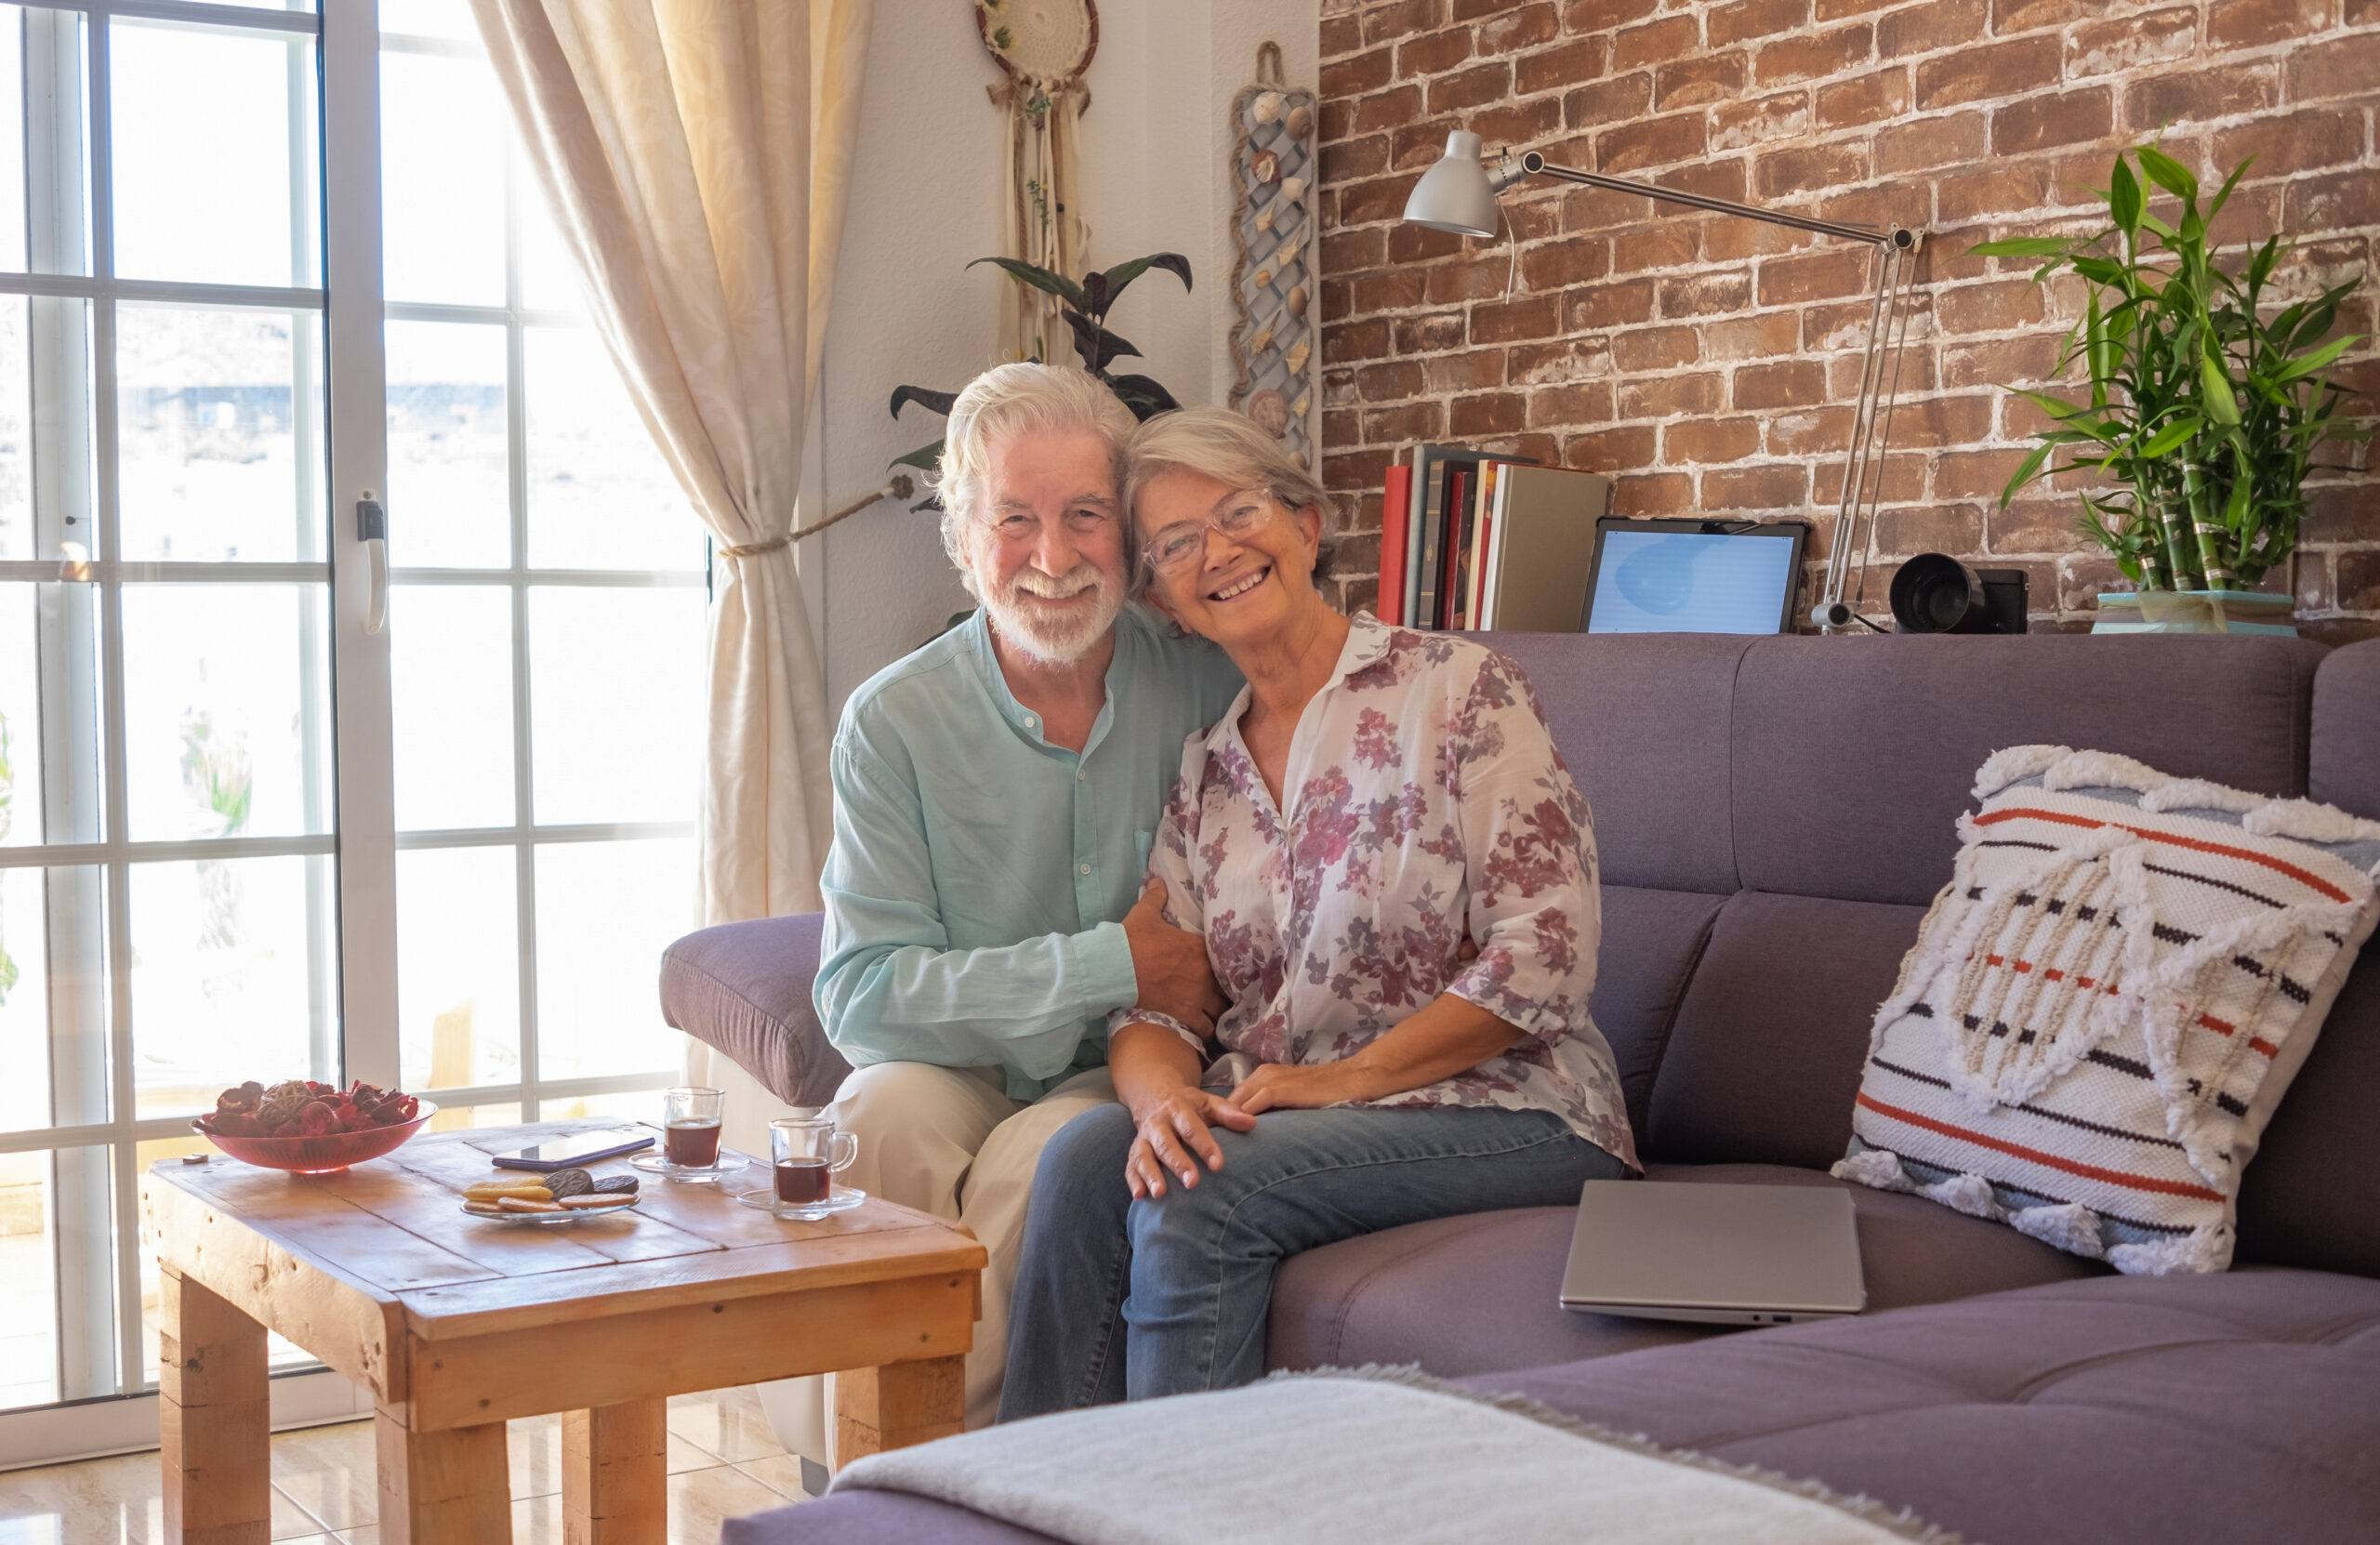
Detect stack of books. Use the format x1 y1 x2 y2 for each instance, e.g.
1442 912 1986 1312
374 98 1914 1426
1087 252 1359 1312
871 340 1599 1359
1378 444 1612 632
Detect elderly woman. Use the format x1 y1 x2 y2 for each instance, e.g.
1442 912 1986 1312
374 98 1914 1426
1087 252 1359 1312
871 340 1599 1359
998 410 1637 1418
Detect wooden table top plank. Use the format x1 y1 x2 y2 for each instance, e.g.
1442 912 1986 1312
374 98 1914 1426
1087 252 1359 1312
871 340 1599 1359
390 1214 987 1340
157 1158 503 1296
156 1123 988 1345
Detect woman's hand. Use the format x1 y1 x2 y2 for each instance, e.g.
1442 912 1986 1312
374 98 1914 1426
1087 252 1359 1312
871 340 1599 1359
1223 1059 1391 1116
1127 1086 1257 1199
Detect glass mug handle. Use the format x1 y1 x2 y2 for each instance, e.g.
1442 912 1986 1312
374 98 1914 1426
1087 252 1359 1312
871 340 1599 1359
829 1131 858 1173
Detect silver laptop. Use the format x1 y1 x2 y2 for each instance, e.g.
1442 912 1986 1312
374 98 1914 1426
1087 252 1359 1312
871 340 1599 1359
1559 1182 1866 1326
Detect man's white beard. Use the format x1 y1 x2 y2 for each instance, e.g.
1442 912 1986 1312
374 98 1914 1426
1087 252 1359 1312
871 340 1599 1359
982 560 1125 666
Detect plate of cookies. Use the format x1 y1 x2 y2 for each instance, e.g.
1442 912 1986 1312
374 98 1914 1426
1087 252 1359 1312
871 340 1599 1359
459 1168 641 1222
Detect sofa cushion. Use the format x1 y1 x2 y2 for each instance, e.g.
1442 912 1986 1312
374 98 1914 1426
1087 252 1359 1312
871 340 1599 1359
658 912 851 1108
1644 891 1923 1169
1266 1162 2104 1378
1590 886 1726 1137
1472 1267 2380 1545
2237 942 2380 1277
1483 630 1750 895
1731 634 2325 907
2312 638 2380 819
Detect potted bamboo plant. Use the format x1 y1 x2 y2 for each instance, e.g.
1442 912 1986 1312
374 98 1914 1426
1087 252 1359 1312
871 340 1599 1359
1972 144 2366 634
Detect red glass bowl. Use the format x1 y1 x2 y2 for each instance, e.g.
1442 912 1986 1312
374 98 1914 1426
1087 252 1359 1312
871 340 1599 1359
193 1103 439 1175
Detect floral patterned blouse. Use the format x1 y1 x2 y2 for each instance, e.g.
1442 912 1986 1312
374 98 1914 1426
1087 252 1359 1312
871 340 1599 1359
1114 613 1639 1169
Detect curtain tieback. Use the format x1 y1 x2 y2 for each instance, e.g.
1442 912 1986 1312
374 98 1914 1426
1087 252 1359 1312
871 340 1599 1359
718 474 919 560
719 533 793 560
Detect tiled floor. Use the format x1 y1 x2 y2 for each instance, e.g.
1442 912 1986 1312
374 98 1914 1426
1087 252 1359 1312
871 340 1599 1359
0 1386 808 1543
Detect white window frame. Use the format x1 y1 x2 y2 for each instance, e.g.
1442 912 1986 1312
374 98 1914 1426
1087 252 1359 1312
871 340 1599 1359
0 0 698 1470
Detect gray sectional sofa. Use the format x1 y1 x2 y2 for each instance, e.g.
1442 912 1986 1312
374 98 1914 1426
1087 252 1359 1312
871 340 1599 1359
666 630 2380 1544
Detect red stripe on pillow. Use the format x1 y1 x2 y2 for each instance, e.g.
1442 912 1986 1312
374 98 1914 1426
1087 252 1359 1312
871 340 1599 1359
1976 807 2352 903
1856 1092 2226 1201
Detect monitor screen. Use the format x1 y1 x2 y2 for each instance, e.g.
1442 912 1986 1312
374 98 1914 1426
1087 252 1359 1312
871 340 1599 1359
1584 527 1800 635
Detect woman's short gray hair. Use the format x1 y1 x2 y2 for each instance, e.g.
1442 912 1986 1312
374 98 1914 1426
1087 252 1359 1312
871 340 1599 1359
930 363 1140 598
1123 409 1334 591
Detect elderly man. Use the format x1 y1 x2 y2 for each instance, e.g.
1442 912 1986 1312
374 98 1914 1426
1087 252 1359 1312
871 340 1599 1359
813 363 1243 1434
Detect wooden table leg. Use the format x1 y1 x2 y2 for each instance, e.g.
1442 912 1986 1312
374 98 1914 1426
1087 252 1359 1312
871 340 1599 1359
562 1399 668 1545
160 1268 271 1545
376 1405 512 1545
836 1355 966 1460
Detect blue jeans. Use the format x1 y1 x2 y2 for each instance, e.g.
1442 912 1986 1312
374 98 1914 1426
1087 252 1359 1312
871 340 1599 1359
998 1102 1623 1419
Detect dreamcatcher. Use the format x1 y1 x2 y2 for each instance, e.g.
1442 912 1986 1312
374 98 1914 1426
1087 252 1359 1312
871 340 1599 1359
976 0 1098 363
1226 43 1316 467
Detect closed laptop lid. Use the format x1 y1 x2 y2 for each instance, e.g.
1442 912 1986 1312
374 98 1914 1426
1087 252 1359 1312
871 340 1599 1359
1560 1182 1866 1316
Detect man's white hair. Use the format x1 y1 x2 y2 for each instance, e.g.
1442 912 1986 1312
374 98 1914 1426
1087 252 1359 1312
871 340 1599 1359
931 363 1140 599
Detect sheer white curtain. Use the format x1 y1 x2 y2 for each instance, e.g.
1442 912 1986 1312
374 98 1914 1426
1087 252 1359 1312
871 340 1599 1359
471 0 872 923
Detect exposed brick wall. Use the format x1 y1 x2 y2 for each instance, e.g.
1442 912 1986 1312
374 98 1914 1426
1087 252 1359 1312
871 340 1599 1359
1316 0 2380 640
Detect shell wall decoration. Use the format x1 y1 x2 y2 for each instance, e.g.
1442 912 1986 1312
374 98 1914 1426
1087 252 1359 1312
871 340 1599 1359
1226 43 1316 469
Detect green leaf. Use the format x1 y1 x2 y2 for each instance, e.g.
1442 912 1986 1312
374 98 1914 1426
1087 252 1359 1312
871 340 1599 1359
2207 155 2254 222
888 385 958 421
2136 144 2199 204
1968 236 2075 258
2109 154 2143 233
964 256 1087 308
2137 417 2202 457
1998 439 2056 507
1095 252 1194 304
2069 255 2128 286
2200 348 2241 425
2272 333 2360 382
888 440 945 474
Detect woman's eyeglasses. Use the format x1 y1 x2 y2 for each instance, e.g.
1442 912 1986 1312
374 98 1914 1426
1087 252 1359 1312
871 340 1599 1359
1142 493 1278 577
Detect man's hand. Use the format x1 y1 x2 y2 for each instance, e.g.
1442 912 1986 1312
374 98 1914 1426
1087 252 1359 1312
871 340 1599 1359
1127 1085 1257 1198
1122 879 1225 1035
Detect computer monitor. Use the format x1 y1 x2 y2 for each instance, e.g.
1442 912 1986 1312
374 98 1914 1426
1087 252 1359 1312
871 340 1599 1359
1580 518 1808 635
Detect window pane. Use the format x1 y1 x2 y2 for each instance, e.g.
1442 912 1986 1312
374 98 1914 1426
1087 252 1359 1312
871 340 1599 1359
117 306 324 565
391 586 513 831
380 49 506 308
524 327 695 571
385 320 508 568
0 863 107 1135
0 297 31 561
0 1145 84 1411
424 1100 521 1134
128 853 333 1119
380 0 473 37
120 584 330 842
1 583 49 846
111 21 317 289
397 845 521 1094
528 588 705 825
536 838 693 1081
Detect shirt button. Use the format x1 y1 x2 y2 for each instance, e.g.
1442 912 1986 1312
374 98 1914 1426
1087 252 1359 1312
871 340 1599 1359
1024 714 1037 728
1079 864 1091 875
1078 770 1087 780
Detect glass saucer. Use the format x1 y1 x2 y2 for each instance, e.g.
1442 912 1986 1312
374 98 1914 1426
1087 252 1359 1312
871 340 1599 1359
734 1184 866 1216
629 1149 748 1184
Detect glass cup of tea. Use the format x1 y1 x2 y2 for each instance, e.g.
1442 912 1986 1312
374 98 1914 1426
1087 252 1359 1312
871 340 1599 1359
662 1087 726 1169
769 1116 858 1221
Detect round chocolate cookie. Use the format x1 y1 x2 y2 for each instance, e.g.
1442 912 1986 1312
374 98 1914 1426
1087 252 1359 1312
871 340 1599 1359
546 1169 594 1199
592 1175 639 1195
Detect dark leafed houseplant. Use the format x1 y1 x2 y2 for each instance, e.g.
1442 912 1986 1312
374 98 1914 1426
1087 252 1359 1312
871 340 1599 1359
1972 145 2366 601
888 251 1193 503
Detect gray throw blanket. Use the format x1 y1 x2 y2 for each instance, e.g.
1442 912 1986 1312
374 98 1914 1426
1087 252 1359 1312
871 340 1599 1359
832 1367 1957 1545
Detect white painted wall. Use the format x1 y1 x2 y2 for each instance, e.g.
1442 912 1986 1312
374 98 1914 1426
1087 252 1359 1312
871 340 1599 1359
800 0 1318 714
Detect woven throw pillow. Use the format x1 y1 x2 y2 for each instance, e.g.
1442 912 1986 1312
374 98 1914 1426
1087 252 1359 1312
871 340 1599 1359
1832 746 2380 1275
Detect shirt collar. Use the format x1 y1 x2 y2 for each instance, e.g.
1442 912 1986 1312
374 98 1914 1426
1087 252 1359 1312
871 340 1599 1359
1197 610 1391 755
964 603 1143 755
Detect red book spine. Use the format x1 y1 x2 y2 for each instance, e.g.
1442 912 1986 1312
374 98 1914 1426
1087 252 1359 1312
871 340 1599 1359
1378 463 1411 625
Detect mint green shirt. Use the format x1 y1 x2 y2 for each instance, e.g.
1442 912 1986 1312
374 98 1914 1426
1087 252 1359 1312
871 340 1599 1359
813 605 1245 1101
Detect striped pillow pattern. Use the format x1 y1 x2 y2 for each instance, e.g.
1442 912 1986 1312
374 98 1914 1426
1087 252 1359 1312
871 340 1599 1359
1833 746 2380 1274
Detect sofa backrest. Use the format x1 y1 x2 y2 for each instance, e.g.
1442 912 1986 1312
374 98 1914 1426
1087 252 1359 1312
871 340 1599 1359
1483 629 2377 1277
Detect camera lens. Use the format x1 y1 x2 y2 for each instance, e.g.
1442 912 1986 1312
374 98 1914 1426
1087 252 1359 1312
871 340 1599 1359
1890 553 1985 634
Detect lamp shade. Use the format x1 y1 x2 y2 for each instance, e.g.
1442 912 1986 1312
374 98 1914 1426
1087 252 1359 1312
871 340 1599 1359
1402 130 1500 238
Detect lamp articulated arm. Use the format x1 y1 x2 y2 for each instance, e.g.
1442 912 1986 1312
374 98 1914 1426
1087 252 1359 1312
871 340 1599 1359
1406 133 1924 634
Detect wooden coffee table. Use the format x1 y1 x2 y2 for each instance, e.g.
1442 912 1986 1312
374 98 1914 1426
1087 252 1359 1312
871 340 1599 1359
143 1119 985 1545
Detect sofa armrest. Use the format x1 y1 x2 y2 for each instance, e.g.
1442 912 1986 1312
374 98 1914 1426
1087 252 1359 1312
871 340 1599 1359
659 913 853 1108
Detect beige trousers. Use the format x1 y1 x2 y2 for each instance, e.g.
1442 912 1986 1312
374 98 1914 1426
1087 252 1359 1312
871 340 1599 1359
757 1060 1117 1467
